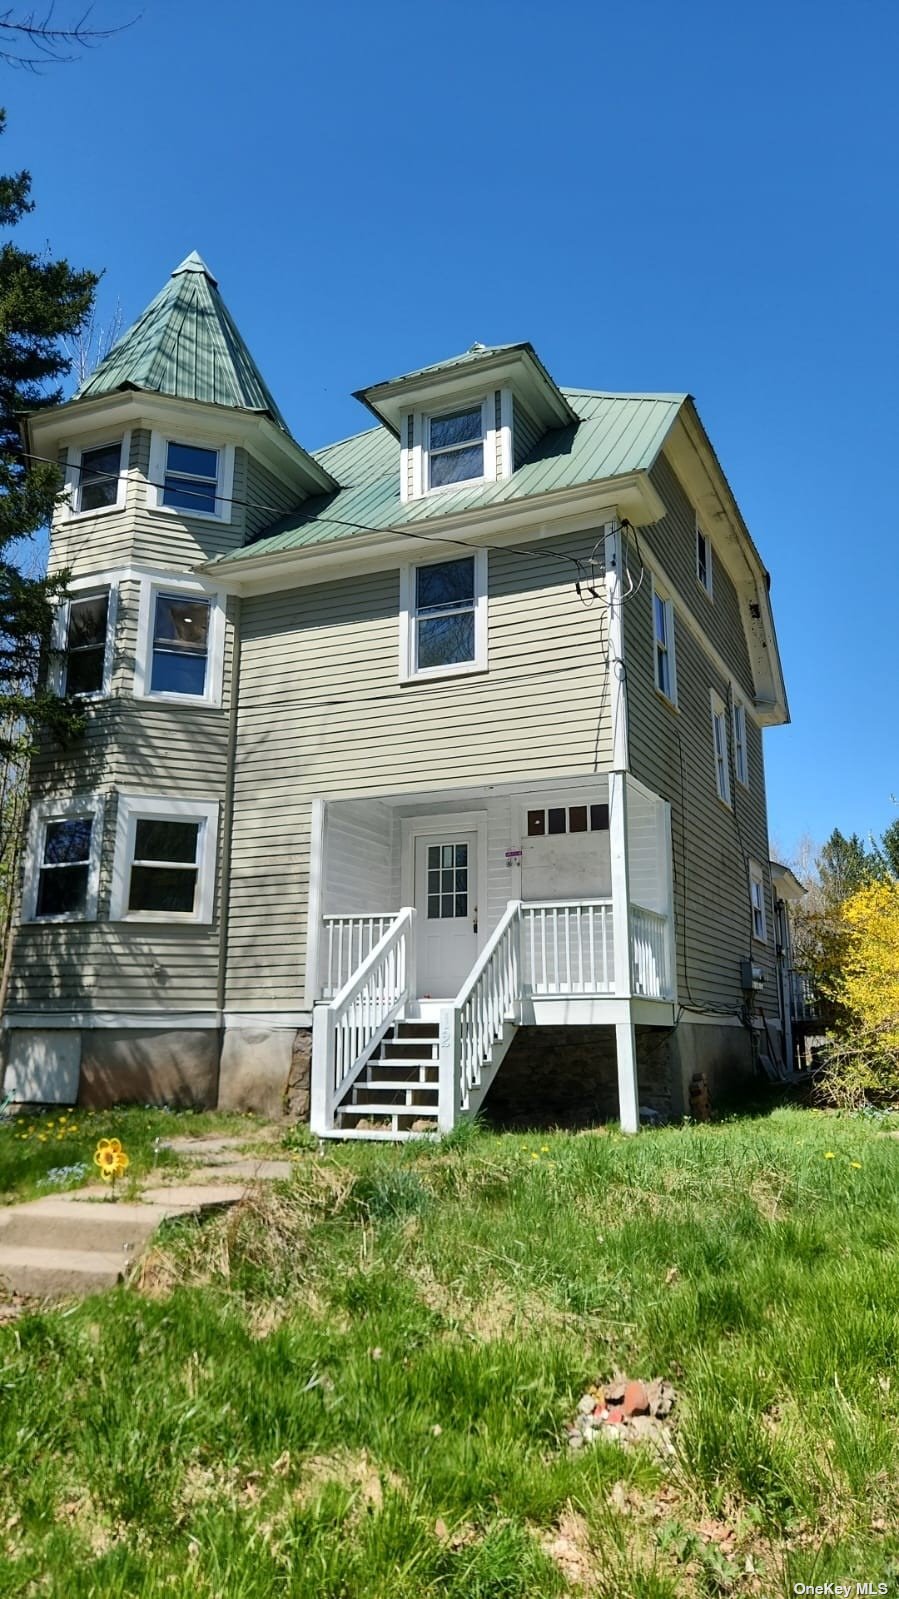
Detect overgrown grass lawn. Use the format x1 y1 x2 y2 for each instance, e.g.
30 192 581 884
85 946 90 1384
3 1108 899 1596
0 1106 256 1204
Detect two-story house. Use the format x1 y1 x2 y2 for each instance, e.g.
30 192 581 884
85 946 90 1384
2 253 789 1137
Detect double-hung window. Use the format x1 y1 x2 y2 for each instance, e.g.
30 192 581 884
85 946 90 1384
68 438 127 516
732 697 748 786
135 577 224 705
400 551 488 680
652 580 677 704
426 404 486 489
146 433 234 522
62 588 113 696
111 795 218 923
696 523 713 597
749 861 767 942
24 797 104 922
710 690 731 806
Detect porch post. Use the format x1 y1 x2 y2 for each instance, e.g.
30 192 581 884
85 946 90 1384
615 1018 640 1135
437 1003 460 1133
310 1004 332 1135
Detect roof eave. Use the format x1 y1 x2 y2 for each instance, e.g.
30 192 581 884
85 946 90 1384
353 343 579 435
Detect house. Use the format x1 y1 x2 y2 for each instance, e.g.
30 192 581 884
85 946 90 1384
1 253 790 1136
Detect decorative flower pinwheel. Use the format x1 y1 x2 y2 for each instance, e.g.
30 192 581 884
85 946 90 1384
93 1137 130 1196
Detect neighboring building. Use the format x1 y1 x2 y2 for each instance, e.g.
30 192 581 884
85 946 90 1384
2 253 791 1136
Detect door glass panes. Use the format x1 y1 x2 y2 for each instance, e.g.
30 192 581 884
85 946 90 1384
415 557 476 670
428 406 484 488
162 442 219 514
426 841 468 919
528 805 609 836
150 594 211 695
78 442 122 513
35 816 93 917
65 591 109 695
128 818 200 914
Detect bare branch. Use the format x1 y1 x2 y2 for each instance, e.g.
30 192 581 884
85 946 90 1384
0 4 138 68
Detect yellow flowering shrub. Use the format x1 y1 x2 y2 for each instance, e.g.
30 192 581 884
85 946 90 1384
819 880 899 1106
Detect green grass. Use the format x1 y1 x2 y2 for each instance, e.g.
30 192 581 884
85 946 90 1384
0 1106 256 1203
2 1107 899 1594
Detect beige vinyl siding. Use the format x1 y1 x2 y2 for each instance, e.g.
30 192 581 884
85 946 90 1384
225 532 613 1009
324 801 395 915
643 453 754 692
9 580 236 1016
623 573 776 1014
513 400 543 467
243 452 302 543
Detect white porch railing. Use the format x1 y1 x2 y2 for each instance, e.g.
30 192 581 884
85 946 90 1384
320 913 395 998
311 908 415 1133
439 900 522 1129
522 900 615 994
631 904 671 999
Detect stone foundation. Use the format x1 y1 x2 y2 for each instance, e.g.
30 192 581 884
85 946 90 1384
217 1027 311 1120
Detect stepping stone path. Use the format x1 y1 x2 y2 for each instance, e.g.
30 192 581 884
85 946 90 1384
0 1130 293 1306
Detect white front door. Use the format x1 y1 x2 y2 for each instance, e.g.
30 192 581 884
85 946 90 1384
414 832 478 998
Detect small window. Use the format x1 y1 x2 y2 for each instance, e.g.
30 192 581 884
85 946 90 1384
73 441 124 515
652 581 677 704
749 863 767 942
711 691 731 806
64 590 110 696
426 841 468 920
733 699 748 786
696 524 713 597
163 442 219 515
111 795 219 923
527 804 609 837
400 550 487 680
427 404 485 489
150 593 211 696
129 818 201 914
24 798 104 923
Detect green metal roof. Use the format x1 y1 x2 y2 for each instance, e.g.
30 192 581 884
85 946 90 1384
211 388 685 566
77 252 293 434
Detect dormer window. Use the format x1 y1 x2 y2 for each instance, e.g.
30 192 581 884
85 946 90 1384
427 404 486 489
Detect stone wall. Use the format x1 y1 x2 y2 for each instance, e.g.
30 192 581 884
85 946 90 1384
482 1024 676 1128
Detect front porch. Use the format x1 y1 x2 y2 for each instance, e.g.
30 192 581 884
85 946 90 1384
308 775 676 1139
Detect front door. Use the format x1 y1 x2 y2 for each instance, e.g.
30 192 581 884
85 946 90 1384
414 833 478 998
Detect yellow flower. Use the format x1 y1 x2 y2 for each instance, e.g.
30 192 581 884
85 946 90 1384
115 1152 129 1174
107 1138 122 1155
540 1146 549 1153
850 1161 862 1169
531 1152 540 1160
824 1151 835 1159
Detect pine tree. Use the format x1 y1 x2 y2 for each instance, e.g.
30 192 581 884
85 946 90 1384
0 108 97 756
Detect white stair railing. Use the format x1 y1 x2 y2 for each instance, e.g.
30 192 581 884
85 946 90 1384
439 900 522 1130
311 907 415 1133
630 904 671 998
320 913 395 997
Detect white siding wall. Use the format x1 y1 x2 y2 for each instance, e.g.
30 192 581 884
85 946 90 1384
323 800 396 914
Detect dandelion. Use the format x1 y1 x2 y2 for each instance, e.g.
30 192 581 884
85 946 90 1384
93 1138 130 1197
531 1152 540 1160
824 1151 835 1159
541 1146 550 1153
851 1161 862 1169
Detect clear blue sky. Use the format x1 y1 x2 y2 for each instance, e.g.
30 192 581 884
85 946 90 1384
4 0 896 858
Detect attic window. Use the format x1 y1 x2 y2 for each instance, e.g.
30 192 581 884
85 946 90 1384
426 404 485 489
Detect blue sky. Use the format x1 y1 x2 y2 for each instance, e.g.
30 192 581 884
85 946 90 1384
4 0 896 858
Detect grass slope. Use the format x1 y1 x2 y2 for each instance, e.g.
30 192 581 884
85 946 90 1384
2 1108 899 1596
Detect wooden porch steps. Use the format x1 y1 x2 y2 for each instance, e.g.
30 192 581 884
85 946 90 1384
330 1022 440 1139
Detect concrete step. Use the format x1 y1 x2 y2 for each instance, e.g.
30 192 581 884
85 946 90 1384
0 1198 167 1254
0 1244 125 1298
172 1158 294 1182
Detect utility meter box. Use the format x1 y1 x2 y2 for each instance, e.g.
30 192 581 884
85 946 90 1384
740 960 765 991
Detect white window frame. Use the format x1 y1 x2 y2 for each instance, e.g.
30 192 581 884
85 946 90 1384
696 518 713 599
398 548 488 682
651 577 677 706
710 689 731 807
50 572 120 699
63 432 130 520
749 860 767 943
146 430 235 523
133 571 226 708
404 395 502 501
732 695 749 787
110 793 219 924
22 794 105 924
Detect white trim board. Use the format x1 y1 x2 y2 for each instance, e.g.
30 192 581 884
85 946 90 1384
21 794 106 925
110 792 220 924
133 570 226 707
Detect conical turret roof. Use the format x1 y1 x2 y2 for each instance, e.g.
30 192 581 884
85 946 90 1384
77 252 292 434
